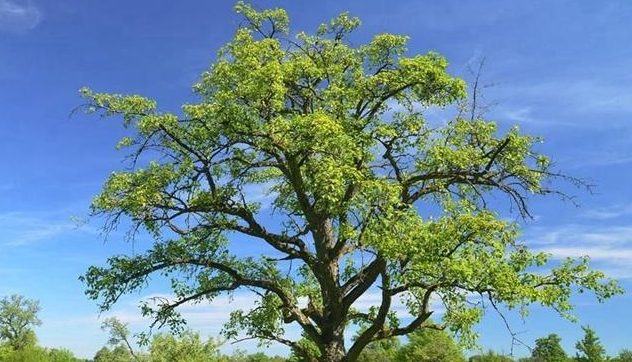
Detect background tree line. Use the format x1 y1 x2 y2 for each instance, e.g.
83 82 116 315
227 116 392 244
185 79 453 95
1 294 630 362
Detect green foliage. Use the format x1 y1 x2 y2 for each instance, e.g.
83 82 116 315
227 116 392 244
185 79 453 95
287 336 321 362
0 345 47 362
149 331 222 362
93 345 134 362
0 344 85 362
469 350 516 362
99 317 143 362
79 2 622 362
0 345 10 361
396 328 465 362
575 326 606 362
531 334 567 362
0 295 41 350
357 338 400 362
237 352 286 362
612 350 632 362
0 297 85 362
48 348 85 362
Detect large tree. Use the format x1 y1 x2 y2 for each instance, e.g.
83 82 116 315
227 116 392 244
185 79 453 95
79 3 621 362
0 295 41 350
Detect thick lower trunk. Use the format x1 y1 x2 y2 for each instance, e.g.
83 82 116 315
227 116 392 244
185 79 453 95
321 339 346 362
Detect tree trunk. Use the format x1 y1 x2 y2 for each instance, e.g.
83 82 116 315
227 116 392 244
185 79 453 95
321 338 347 362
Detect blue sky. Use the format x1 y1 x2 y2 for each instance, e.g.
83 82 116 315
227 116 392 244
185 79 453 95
1 0 631 359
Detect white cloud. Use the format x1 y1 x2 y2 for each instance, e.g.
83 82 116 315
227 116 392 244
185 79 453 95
351 290 446 318
502 107 534 123
54 288 449 359
504 80 632 118
43 293 262 339
541 245 632 281
0 183 14 191
45 292 292 357
0 211 96 246
129 293 259 332
0 0 42 32
243 182 278 211
542 246 632 261
351 291 412 318
529 224 632 246
527 223 632 278
566 151 632 168
581 205 632 220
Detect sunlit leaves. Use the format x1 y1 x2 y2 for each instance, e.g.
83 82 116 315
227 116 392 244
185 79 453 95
79 2 622 360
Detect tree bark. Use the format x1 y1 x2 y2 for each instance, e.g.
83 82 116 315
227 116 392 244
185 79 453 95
321 337 346 362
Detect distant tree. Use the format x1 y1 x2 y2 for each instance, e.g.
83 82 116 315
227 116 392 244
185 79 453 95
226 350 286 362
0 295 41 350
613 350 632 362
531 334 567 362
149 330 222 362
243 352 287 362
469 350 515 362
79 2 622 362
48 348 83 362
0 344 13 362
92 347 113 362
227 350 250 362
357 338 400 362
93 345 134 362
0 344 48 362
396 328 465 362
575 326 606 362
101 318 141 362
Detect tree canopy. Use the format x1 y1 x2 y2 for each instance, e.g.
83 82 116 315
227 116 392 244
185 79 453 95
531 334 567 362
149 331 222 362
575 326 606 362
613 349 632 362
93 345 133 362
469 351 515 362
396 328 465 362
79 2 621 362
0 295 41 350
100 317 142 362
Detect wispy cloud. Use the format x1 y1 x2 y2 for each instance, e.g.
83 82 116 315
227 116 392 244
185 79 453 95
581 205 632 220
542 246 632 261
0 183 15 191
0 211 96 246
46 292 290 356
44 293 263 338
351 290 446 318
53 288 446 357
529 224 632 246
0 0 42 32
527 223 632 278
566 151 632 169
503 80 632 118
502 107 535 124
243 182 278 211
